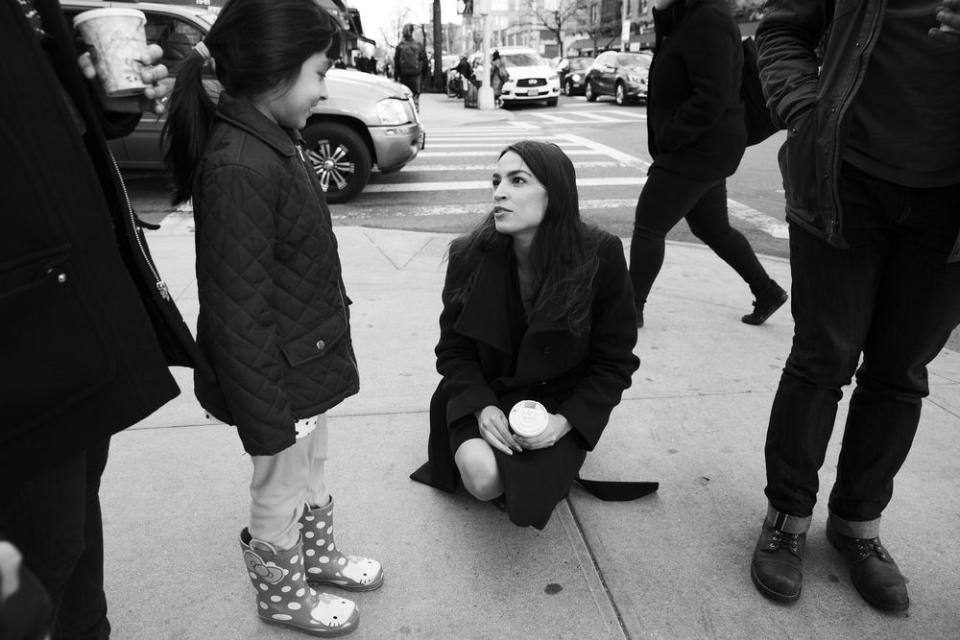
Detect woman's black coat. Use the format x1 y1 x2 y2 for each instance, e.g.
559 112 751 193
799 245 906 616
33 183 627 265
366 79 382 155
0 0 209 483
646 0 746 181
412 231 640 493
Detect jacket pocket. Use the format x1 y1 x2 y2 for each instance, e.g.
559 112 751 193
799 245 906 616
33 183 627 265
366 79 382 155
279 313 348 367
778 109 822 226
0 245 115 438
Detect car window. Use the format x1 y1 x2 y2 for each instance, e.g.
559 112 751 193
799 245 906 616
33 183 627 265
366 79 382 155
569 58 592 71
502 53 545 67
145 13 206 75
616 53 651 68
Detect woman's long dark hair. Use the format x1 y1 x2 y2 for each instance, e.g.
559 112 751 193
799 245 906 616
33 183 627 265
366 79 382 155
449 140 602 333
163 0 342 204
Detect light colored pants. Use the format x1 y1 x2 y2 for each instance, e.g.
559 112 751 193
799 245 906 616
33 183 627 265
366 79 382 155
249 415 328 550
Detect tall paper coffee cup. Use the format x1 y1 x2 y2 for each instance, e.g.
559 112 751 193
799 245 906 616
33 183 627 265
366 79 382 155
73 9 148 97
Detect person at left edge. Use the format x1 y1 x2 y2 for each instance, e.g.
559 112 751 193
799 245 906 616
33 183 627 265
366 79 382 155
0 0 210 638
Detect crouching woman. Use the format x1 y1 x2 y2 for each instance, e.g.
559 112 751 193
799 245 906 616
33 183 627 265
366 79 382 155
412 140 640 529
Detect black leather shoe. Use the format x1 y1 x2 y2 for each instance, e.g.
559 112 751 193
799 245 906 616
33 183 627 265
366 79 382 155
751 520 805 603
826 521 909 612
742 280 788 325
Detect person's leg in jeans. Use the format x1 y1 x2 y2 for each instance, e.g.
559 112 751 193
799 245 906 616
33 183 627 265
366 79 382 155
751 166 890 604
629 167 718 316
684 179 773 296
55 441 111 640
828 180 960 531
0 440 112 640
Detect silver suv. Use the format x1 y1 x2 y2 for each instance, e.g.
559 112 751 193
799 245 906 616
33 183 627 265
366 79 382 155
60 0 424 203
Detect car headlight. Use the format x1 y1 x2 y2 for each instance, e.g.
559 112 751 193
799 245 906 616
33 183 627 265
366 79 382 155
572 73 581 82
377 98 410 126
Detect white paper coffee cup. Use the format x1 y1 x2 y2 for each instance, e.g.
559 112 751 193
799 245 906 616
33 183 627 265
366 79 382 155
509 400 548 437
73 8 148 97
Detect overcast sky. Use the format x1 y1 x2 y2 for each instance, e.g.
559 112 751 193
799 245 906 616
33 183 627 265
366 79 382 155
349 0 462 45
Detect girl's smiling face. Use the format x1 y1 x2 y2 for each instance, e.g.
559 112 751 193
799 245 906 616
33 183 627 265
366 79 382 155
491 151 548 243
256 52 331 129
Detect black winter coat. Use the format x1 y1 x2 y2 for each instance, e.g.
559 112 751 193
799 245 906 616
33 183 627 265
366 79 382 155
647 0 746 181
0 0 209 483
412 231 640 493
193 95 359 456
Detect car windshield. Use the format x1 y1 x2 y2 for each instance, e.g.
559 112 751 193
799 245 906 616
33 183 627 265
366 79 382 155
617 53 651 69
503 53 545 67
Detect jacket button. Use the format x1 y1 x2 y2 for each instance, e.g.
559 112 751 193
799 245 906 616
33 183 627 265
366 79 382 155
542 346 552 354
57 273 67 284
315 339 326 351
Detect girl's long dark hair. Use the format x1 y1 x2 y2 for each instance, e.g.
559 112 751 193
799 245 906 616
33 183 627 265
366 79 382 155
163 0 342 204
449 140 602 333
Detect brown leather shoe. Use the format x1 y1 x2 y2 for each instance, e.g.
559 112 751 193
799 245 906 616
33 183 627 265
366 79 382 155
751 520 805 603
826 520 909 612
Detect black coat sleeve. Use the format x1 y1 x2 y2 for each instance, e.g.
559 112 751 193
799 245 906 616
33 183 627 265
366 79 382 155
434 252 500 425
557 235 640 450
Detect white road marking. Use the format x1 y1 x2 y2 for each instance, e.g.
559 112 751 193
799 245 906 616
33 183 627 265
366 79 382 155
418 149 613 158
557 133 649 167
405 161 622 172
361 176 642 193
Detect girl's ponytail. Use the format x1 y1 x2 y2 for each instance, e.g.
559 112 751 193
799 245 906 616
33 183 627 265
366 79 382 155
163 48 216 205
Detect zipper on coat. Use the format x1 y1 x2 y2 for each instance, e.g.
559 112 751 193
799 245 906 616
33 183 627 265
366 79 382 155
108 149 171 301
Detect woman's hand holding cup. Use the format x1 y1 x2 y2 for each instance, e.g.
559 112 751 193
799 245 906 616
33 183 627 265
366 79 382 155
516 412 572 450
79 44 171 115
476 405 521 455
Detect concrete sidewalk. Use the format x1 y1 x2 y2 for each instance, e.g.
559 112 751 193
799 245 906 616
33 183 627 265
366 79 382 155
101 95 960 639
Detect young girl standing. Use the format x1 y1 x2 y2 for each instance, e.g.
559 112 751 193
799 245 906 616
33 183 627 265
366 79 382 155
164 0 381 635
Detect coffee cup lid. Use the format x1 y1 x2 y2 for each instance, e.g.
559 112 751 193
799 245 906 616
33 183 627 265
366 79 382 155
509 400 548 437
73 8 146 29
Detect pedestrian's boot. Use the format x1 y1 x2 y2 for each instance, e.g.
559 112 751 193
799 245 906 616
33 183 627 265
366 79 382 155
742 280 788 325
826 518 909 612
300 498 384 592
240 528 359 637
751 518 806 603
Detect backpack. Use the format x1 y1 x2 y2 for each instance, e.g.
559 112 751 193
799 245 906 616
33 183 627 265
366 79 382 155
398 41 421 76
740 36 778 146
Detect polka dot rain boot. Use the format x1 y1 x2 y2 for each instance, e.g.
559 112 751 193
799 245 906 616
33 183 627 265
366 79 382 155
240 528 359 637
299 498 384 592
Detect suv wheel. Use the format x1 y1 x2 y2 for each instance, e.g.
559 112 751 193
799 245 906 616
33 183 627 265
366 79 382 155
585 82 597 102
301 122 371 204
615 82 626 106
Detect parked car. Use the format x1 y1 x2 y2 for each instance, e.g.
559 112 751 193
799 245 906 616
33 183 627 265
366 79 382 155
584 50 653 105
558 56 594 96
496 47 560 108
60 0 424 203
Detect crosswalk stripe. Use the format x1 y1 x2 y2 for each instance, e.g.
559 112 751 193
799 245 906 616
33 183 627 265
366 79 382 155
418 149 613 158
425 142 589 149
404 161 621 172
527 112 579 123
362 176 641 193
570 112 627 123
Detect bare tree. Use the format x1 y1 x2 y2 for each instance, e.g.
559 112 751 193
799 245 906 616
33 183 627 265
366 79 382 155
380 5 416 50
523 0 588 58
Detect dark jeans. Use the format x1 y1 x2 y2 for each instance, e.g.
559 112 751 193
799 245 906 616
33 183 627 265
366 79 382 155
398 73 421 110
0 440 111 640
629 166 771 307
765 163 960 522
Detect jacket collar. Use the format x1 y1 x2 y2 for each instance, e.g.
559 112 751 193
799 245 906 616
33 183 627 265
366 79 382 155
215 93 300 158
454 245 569 355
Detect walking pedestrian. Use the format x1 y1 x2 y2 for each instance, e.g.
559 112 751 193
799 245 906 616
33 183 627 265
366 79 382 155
629 0 787 328
1 1 207 637
163 0 382 635
490 49 510 106
394 23 426 110
749 0 960 612
410 141 642 530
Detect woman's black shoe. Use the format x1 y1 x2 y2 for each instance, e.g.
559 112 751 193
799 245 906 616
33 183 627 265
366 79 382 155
742 281 788 325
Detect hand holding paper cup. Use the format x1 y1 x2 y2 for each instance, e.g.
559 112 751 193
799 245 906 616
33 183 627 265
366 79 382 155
73 8 149 97
509 400 549 438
